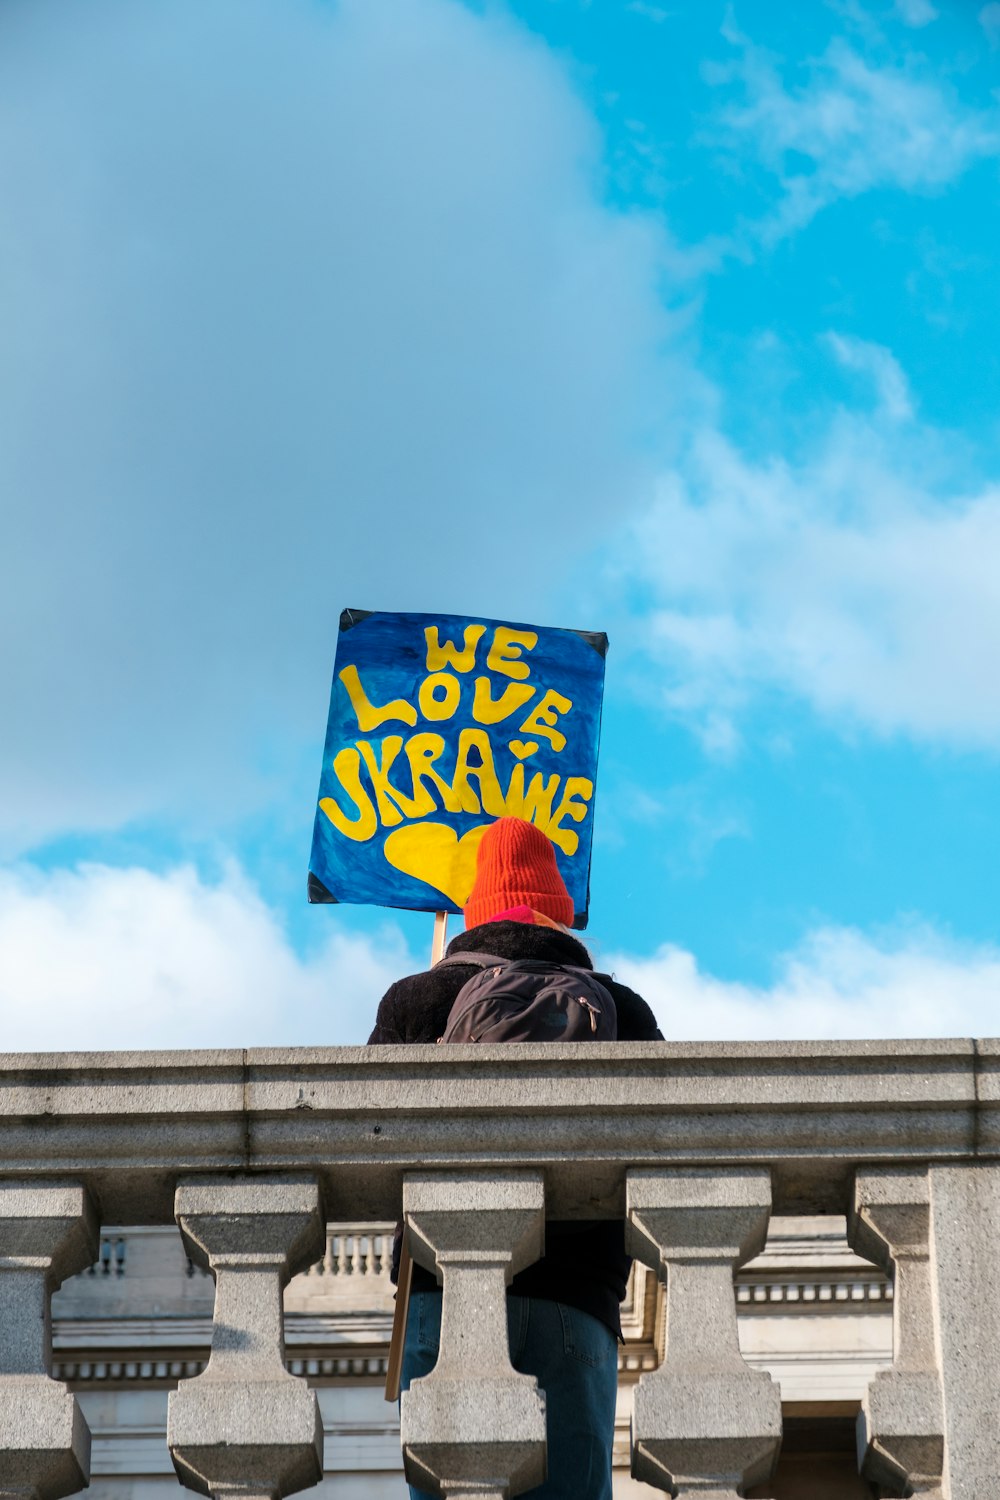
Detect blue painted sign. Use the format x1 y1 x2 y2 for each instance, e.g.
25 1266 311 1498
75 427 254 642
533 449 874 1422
309 610 608 926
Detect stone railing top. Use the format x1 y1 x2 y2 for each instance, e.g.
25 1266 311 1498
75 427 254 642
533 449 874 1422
0 1040 997 1224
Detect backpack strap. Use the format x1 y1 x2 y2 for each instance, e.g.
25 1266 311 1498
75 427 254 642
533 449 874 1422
437 952 594 977
435 951 509 969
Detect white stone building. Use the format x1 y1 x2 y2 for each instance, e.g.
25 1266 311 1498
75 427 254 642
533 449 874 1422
3 1039 990 1499
53 1216 891 1498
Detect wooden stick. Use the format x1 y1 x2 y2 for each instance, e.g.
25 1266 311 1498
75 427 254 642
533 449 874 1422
431 910 449 966
384 910 446 1400
384 1231 413 1403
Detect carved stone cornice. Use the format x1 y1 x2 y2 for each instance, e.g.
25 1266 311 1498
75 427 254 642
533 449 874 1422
0 1039 994 1221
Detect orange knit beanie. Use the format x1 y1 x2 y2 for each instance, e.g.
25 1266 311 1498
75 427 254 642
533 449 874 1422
464 817 574 930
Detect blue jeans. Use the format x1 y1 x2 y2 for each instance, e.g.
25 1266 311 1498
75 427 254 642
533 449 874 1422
400 1290 618 1500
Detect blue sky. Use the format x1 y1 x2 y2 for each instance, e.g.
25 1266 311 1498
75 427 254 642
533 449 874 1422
1 0 998 1047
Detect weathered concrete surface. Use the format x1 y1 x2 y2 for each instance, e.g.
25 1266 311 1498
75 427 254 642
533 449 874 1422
626 1168 782 1497
0 1040 992 1223
167 1176 325 1500
400 1172 546 1500
850 1166 944 1498
853 1160 1000 1500
926 1161 1000 1500
0 1182 98 1500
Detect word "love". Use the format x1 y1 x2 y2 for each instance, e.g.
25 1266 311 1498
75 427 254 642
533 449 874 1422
339 624 573 752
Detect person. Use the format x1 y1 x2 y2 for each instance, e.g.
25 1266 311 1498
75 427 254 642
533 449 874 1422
368 815 664 1500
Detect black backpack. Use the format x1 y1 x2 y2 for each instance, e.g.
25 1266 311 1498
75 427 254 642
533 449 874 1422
436 951 617 1044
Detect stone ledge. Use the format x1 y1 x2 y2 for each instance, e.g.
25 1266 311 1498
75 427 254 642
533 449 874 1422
0 1042 995 1222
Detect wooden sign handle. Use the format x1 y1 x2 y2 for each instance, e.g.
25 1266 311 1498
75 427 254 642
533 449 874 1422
386 912 446 1404
384 1232 413 1403
385 910 445 1400
431 910 448 966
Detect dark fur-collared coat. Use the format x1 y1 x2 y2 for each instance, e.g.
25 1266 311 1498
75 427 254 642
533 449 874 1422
368 918 664 1334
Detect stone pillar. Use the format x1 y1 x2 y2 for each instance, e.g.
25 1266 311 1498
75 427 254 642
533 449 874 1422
167 1176 325 1500
626 1167 781 1499
850 1166 944 1499
925 1162 1000 1500
400 1171 546 1500
0 1182 98 1500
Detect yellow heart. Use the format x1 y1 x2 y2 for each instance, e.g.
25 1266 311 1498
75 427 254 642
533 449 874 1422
383 822 490 908
509 740 539 760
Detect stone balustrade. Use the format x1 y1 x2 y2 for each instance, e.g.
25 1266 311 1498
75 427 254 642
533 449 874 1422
303 1224 393 1280
0 1038 997 1499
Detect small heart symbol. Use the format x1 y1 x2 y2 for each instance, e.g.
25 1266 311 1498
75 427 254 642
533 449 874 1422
509 740 539 760
383 821 490 907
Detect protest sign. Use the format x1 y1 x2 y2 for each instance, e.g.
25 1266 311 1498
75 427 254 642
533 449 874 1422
309 609 607 926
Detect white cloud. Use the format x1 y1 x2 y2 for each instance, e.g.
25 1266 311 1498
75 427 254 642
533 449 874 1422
610 923 1000 1040
895 0 937 26
627 2 672 22
4 861 992 1054
706 30 1000 236
0 862 412 1049
980 4 1000 48
824 332 913 421
0 0 665 853
621 423 1000 750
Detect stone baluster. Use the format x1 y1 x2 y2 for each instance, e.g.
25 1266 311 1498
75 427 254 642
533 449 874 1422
167 1176 326 1500
400 1171 547 1500
850 1166 944 1499
0 1182 98 1500
626 1167 782 1499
